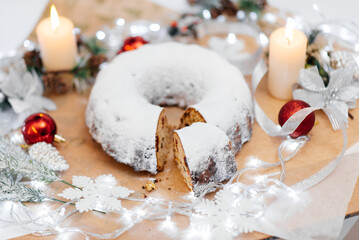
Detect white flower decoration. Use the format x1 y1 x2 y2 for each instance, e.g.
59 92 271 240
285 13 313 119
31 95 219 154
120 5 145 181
0 60 56 135
293 67 359 130
58 174 134 213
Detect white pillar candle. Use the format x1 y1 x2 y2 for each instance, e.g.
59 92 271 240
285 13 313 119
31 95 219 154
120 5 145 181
36 5 77 71
268 18 307 100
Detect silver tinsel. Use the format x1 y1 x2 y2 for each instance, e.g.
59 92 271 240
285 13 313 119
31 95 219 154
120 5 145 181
29 142 69 172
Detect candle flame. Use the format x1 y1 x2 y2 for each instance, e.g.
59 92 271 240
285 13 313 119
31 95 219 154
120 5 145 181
50 4 60 32
285 18 295 44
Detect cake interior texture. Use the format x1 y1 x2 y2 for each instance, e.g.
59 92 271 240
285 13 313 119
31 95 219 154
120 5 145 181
173 122 237 196
173 131 193 191
155 110 171 172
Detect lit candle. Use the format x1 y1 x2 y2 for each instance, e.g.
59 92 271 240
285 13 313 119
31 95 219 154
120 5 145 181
36 5 77 71
268 18 307 100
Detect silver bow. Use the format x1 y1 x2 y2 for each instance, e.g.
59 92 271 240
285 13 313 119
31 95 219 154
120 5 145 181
293 67 359 130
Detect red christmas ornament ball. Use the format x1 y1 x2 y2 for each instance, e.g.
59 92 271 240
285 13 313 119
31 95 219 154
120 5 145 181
278 100 315 138
21 113 57 144
117 36 149 54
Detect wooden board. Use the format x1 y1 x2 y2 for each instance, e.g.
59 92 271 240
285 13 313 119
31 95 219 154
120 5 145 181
14 0 359 239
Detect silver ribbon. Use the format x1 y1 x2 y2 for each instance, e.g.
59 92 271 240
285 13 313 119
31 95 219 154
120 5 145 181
252 60 349 192
252 61 320 137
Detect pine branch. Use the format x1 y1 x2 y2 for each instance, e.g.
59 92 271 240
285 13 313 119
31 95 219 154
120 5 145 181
59 179 82 190
306 56 330 86
84 37 107 55
0 138 59 183
308 29 320 45
0 170 45 202
238 0 261 13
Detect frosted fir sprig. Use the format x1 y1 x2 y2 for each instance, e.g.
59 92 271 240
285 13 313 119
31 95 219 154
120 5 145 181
0 138 59 183
0 170 45 202
0 138 83 206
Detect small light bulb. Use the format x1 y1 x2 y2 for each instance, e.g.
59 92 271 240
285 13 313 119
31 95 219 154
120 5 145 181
254 174 267 183
149 23 160 32
136 209 146 217
116 18 125 26
288 189 297 199
227 33 236 44
312 3 319 11
96 31 106 40
246 157 261 167
202 9 211 19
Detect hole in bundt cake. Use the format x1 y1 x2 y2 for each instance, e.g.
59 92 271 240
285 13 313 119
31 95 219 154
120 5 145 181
138 64 211 172
137 62 207 108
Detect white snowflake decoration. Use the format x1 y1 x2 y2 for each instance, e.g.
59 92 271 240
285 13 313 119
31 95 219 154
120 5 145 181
155 181 268 240
58 174 134 213
165 186 260 240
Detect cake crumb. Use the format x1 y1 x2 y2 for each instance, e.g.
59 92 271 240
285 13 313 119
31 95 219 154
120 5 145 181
143 181 157 192
168 187 171 190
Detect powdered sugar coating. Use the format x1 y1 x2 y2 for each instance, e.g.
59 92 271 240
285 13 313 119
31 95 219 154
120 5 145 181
190 63 253 152
175 122 232 172
86 42 252 174
175 122 236 196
